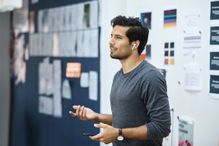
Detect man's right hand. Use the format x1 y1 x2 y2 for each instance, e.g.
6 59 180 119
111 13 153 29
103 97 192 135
69 105 98 121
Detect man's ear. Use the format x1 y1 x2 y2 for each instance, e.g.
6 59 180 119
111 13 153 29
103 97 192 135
132 43 136 50
131 41 140 50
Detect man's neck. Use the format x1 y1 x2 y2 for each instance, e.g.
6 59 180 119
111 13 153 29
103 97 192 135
120 56 142 74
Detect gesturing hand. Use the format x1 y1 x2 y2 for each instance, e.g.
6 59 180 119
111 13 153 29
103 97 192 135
89 123 118 144
69 105 98 121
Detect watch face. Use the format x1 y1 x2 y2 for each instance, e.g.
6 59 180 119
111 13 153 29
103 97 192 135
117 135 124 141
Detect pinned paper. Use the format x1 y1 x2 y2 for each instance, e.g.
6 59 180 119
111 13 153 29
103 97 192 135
178 116 194 146
66 62 81 78
62 79 71 99
184 62 202 91
39 58 53 95
39 96 53 115
53 60 62 117
80 72 89 88
89 71 98 101
164 9 177 28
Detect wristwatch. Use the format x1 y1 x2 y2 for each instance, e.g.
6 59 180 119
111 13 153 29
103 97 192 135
117 128 124 141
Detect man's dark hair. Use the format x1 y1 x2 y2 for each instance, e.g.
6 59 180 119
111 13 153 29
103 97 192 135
111 15 149 55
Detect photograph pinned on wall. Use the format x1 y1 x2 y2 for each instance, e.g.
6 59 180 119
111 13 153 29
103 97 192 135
210 52 219 70
210 75 219 90
164 42 169 65
210 1 219 20
209 75 219 99
210 26 219 45
140 12 151 29
178 116 194 146
164 42 175 65
164 9 177 28
169 42 175 65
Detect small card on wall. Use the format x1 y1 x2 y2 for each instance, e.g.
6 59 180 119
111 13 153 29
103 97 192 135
66 62 81 78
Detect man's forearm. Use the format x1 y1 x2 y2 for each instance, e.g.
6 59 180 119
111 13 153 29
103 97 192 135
122 124 148 140
95 114 112 125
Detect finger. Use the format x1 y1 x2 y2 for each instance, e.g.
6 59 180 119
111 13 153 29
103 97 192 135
72 105 78 114
82 107 87 118
75 105 80 116
94 123 106 129
68 111 75 116
89 133 102 140
72 105 78 110
79 105 84 117
69 110 78 117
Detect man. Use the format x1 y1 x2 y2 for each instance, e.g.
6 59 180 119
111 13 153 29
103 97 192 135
69 15 171 146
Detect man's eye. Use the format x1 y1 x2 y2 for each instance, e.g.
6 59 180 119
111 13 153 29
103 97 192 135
115 36 122 39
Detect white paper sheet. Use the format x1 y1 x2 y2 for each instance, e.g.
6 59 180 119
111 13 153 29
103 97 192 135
89 1 98 28
178 115 195 146
62 79 71 99
183 62 202 91
53 60 62 117
39 96 53 115
38 58 53 95
52 33 60 56
77 4 84 29
183 9 201 52
90 29 98 57
89 71 98 101
70 5 77 30
80 72 89 88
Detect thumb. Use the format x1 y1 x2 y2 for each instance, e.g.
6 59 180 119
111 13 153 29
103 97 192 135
94 123 106 129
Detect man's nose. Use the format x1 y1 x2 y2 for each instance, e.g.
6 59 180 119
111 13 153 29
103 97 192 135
109 37 114 46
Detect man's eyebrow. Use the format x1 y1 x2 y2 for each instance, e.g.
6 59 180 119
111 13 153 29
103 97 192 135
111 33 125 37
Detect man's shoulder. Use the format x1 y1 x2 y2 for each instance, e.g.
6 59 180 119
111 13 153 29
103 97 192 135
141 61 165 80
141 61 160 74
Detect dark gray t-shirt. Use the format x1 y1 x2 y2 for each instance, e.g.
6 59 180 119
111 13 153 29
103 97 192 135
110 61 171 146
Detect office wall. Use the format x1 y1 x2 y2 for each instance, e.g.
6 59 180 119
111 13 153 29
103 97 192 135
100 0 219 146
0 12 10 146
9 1 100 146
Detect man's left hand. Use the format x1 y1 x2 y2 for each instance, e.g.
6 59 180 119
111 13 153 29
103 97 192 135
89 123 118 144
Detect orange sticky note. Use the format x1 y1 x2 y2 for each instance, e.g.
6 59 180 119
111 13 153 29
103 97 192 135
66 62 81 78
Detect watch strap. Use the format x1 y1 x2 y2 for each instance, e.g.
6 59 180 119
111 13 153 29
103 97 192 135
118 128 123 136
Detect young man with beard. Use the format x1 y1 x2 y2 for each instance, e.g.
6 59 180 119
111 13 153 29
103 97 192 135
69 15 171 146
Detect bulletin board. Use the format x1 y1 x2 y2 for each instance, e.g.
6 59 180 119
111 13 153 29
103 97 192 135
9 0 100 146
